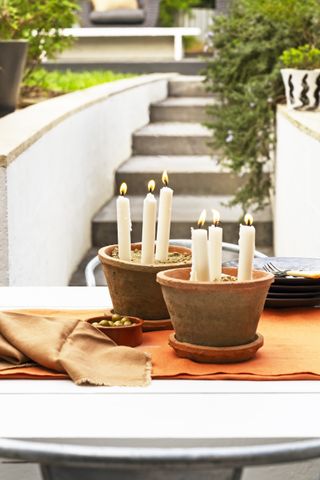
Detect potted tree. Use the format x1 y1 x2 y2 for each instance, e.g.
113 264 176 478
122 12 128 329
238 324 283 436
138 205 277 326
280 44 320 110
0 0 78 117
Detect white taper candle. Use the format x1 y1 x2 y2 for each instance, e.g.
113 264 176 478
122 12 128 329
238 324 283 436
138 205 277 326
155 170 173 262
116 182 131 261
141 180 157 264
190 209 210 282
208 209 222 281
238 213 255 281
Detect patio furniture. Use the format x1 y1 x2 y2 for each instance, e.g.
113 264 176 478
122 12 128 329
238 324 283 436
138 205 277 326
1 438 320 480
60 27 200 61
84 239 267 287
79 0 161 27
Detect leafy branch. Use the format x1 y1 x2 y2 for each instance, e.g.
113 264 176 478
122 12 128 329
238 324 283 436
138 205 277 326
205 0 320 212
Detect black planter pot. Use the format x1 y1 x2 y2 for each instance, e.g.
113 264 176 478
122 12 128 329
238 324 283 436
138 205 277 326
0 40 28 118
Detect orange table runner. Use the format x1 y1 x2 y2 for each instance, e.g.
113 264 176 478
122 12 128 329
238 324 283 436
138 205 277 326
1 307 320 381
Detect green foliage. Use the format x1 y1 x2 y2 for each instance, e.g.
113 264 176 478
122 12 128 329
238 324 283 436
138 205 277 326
280 44 320 69
159 0 201 27
159 0 213 27
0 0 78 76
205 0 320 212
23 69 137 93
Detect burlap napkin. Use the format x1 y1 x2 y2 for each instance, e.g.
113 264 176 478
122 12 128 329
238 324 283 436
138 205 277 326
0 311 151 386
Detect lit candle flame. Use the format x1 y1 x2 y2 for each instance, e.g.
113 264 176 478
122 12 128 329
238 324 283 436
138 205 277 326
162 170 169 186
244 213 253 226
120 182 127 196
197 209 206 228
212 209 220 226
148 179 156 193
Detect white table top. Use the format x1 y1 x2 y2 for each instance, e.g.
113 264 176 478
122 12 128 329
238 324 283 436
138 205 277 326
1 287 320 438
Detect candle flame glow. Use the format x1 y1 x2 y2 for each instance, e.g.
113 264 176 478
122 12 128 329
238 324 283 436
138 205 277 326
244 213 253 226
120 182 127 196
162 170 169 186
148 179 156 193
212 209 220 226
198 209 206 228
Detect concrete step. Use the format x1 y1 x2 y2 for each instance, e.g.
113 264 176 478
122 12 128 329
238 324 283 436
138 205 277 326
150 97 216 123
169 75 210 97
133 122 212 155
92 195 273 248
116 155 245 195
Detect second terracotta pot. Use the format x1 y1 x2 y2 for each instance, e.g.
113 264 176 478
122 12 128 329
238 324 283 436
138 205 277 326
99 243 192 320
157 267 274 347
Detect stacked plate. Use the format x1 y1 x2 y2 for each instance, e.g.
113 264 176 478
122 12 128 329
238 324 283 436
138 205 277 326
254 257 320 308
225 257 320 308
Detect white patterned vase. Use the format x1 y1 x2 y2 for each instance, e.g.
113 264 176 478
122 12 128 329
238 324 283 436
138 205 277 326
281 68 320 110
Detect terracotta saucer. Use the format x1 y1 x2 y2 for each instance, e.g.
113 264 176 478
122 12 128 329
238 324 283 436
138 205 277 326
142 318 173 332
168 333 264 364
109 309 172 332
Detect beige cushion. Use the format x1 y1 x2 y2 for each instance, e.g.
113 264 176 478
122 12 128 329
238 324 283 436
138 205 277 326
92 0 138 11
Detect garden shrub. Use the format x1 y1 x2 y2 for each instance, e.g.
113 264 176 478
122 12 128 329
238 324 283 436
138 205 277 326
159 0 211 27
205 0 320 212
280 44 320 70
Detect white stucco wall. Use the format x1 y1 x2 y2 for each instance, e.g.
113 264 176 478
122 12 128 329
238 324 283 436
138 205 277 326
275 107 320 257
0 167 8 286
0 74 172 285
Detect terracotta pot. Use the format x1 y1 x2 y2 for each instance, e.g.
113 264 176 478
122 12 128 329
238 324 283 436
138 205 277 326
98 243 192 320
86 315 143 347
157 267 274 347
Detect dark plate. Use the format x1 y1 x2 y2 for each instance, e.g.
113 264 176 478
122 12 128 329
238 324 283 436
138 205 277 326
255 257 320 285
269 283 320 293
224 257 320 285
265 297 320 308
267 291 320 298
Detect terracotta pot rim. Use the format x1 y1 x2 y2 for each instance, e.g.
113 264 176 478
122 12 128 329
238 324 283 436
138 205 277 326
157 267 274 290
86 315 144 330
99 243 192 272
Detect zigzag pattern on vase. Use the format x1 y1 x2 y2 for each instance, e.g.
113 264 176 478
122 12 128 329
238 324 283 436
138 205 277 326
300 73 310 107
288 74 294 105
287 72 320 110
313 73 320 109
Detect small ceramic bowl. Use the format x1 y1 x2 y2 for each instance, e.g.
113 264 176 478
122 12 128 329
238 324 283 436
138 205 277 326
87 315 144 347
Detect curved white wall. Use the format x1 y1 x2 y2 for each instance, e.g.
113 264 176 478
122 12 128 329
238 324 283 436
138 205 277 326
275 106 320 257
0 74 173 285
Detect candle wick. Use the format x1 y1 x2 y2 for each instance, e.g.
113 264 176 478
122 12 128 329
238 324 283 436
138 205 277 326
164 181 168 187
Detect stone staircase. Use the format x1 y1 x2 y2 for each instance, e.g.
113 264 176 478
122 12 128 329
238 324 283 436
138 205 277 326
70 76 273 285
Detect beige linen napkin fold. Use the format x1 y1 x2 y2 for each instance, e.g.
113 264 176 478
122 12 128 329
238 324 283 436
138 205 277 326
0 312 151 386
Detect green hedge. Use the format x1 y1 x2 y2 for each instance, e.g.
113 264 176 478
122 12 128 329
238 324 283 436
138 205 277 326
205 0 320 212
159 0 213 27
